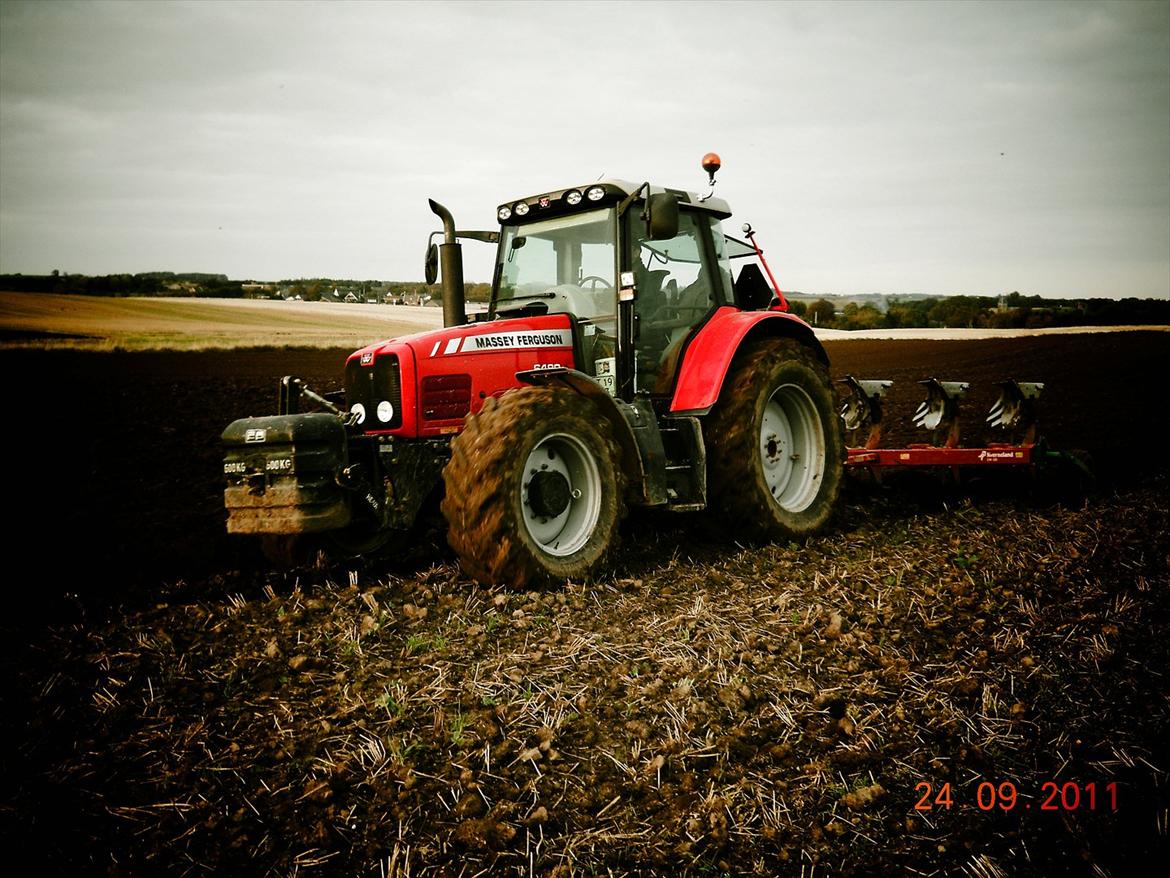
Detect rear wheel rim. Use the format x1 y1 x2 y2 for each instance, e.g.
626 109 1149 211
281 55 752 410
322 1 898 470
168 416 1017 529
760 383 825 513
521 433 602 556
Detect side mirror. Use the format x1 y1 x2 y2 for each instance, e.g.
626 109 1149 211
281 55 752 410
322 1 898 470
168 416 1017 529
424 243 439 285
648 192 679 240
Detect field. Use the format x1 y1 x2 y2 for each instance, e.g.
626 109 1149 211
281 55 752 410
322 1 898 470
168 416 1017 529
0 292 444 350
1 326 1168 876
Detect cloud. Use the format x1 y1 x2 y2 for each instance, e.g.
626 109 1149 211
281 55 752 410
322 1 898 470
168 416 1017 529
1 0 1166 296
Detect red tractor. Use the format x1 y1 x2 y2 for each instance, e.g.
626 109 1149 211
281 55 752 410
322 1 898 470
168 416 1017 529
223 156 844 586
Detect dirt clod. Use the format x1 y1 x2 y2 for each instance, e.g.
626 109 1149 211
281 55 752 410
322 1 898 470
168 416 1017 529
841 783 886 809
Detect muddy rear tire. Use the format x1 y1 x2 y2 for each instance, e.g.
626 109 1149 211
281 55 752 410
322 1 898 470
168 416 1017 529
441 386 624 588
705 338 844 540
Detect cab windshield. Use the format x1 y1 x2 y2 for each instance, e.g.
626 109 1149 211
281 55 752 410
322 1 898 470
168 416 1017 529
494 207 617 312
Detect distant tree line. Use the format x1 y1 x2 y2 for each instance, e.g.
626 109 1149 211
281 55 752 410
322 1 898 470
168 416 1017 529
0 272 240 297
3 273 1166 326
0 273 495 304
790 292 1170 330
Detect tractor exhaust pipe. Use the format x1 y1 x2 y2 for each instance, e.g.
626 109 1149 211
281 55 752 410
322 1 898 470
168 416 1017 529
428 199 467 327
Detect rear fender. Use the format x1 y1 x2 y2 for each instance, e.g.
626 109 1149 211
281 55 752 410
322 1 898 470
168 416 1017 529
668 307 827 415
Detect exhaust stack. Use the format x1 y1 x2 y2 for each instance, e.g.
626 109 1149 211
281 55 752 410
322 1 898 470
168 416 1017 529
428 199 467 327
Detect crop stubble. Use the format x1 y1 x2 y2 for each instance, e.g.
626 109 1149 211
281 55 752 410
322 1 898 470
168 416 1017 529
1 332 1167 875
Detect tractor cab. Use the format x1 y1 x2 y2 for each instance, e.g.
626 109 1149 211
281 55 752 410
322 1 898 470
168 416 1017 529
488 178 743 401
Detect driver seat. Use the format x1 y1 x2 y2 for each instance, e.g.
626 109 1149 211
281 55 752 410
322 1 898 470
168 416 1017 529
647 279 714 395
636 269 670 318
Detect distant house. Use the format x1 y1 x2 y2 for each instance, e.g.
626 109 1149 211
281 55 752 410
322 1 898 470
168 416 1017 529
343 292 360 303
242 283 276 299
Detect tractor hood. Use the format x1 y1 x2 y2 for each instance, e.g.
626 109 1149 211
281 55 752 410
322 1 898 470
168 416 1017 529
345 313 578 438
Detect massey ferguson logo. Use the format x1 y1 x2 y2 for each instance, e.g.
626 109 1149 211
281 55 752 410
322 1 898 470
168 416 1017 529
539 196 551 208
360 352 374 365
473 332 565 350
429 328 572 357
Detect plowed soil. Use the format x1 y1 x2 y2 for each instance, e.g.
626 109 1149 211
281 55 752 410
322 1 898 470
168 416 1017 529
2 331 1168 876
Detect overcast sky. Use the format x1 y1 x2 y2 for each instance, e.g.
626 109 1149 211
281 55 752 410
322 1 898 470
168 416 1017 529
1 0 1167 298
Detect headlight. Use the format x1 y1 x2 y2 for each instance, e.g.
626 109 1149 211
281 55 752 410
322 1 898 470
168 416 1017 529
497 206 512 221
565 189 582 206
514 201 530 216
350 403 366 425
377 400 395 423
586 185 605 202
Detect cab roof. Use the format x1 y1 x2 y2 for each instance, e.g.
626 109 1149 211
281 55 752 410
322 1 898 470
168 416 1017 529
497 178 731 225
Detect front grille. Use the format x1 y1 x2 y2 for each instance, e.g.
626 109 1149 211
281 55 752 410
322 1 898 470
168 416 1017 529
421 374 472 421
345 353 403 430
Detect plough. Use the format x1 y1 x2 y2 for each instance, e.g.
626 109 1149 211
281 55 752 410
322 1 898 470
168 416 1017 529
841 377 1069 473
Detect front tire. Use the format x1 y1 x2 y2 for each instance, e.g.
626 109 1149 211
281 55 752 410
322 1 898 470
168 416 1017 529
441 386 624 587
705 338 844 540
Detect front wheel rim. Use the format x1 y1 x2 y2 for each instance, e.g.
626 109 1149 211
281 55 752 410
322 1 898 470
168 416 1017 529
521 432 602 556
760 383 825 513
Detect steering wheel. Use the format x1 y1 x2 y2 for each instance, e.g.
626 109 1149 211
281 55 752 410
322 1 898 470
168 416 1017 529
579 275 613 291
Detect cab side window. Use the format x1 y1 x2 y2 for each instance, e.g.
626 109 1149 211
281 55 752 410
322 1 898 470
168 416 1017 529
629 210 717 393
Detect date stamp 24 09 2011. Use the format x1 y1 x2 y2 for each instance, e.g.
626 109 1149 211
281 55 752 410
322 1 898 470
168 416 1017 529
914 780 1119 813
